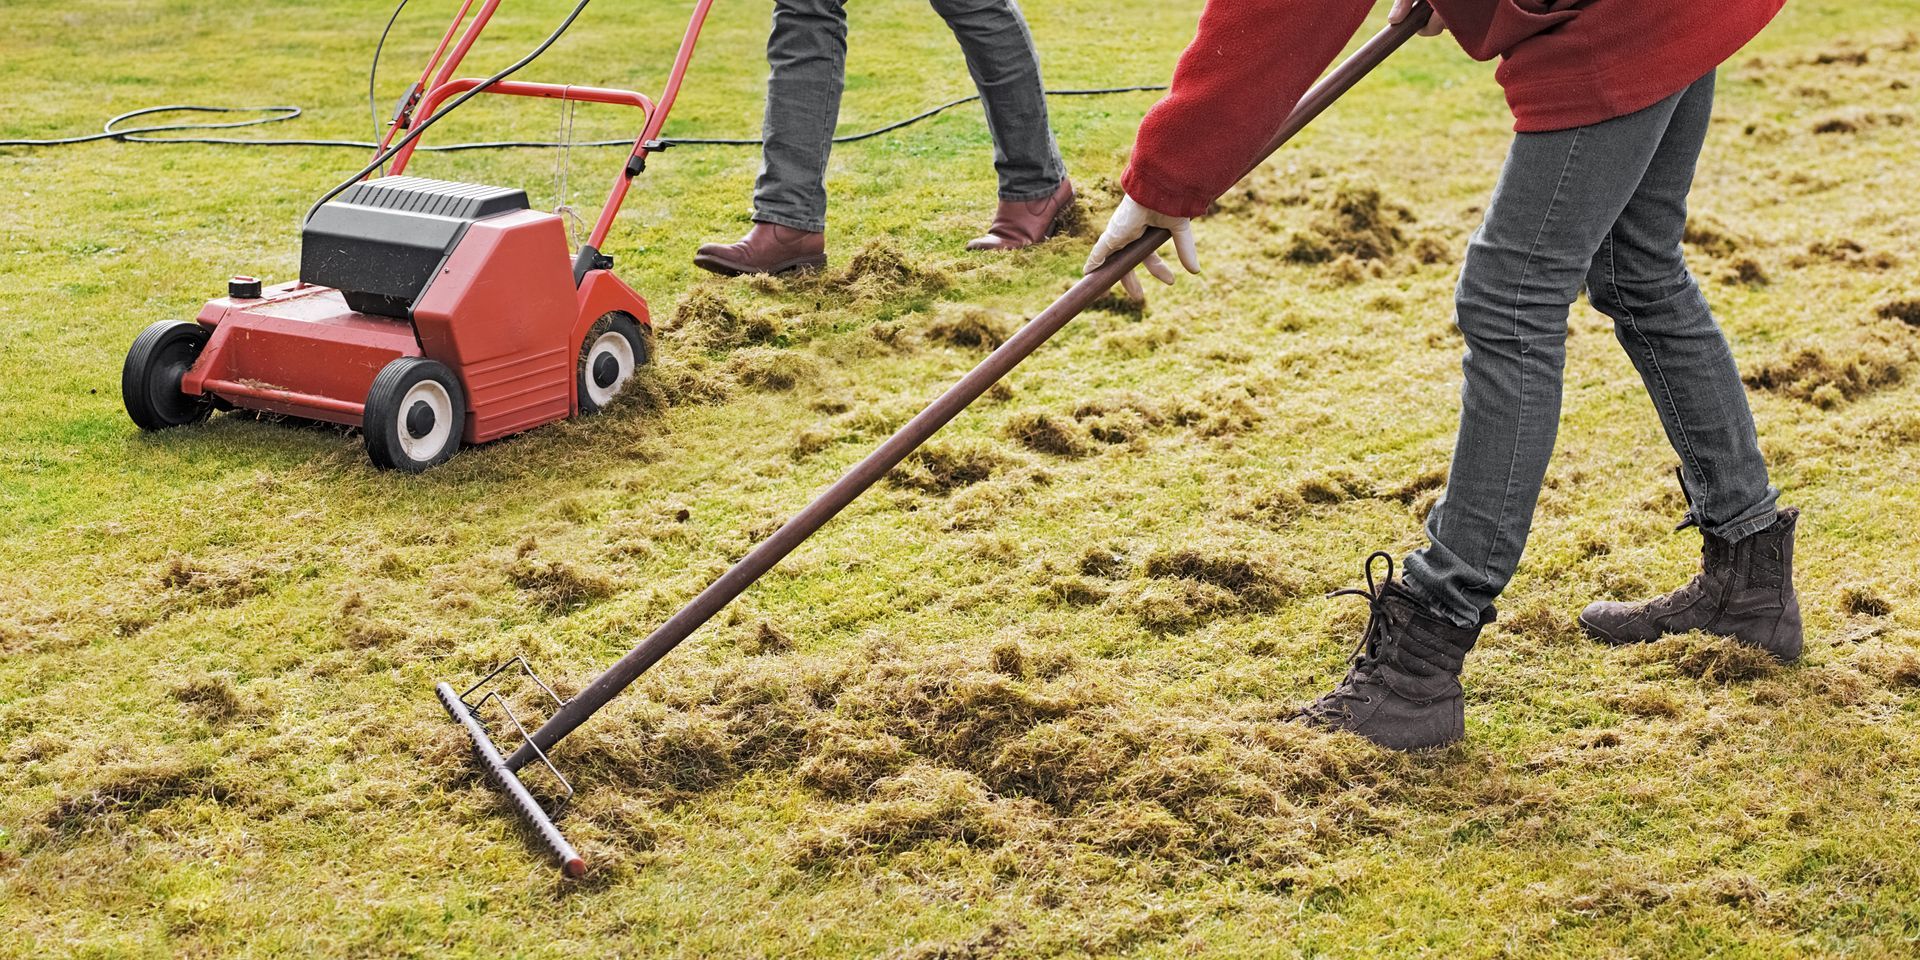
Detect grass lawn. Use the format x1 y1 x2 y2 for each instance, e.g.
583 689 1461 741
3 0 1919 956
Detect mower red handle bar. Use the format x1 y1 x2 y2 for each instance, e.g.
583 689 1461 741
382 0 718 252
498 2 1437 775
386 79 657 175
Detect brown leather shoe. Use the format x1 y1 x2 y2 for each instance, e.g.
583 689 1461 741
693 222 827 277
965 179 1074 251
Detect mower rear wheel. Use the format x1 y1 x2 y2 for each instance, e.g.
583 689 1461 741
122 321 213 431
364 358 466 473
576 313 649 415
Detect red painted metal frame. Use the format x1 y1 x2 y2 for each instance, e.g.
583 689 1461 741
173 0 709 442
384 0 718 251
372 0 479 159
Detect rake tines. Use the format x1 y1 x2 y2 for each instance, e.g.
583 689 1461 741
436 657 584 877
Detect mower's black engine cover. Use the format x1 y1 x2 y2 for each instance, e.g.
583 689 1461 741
301 176 530 319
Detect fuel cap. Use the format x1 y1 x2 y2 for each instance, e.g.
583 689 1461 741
228 275 263 299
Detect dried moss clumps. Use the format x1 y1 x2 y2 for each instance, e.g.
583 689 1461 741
156 556 271 607
621 359 734 412
887 441 1012 495
1854 646 1920 688
797 733 913 797
1077 546 1131 579
837 239 952 298
671 285 779 351
43 759 235 838
1125 544 1298 629
1635 634 1780 684
171 674 243 721
726 347 820 392
924 305 1015 351
1810 110 1911 134
1295 470 1375 505
743 622 794 656
1717 256 1770 286
1002 412 1091 458
507 558 617 613
1742 335 1913 407
1839 586 1893 618
1072 393 1167 447
1877 298 1920 326
1383 466 1448 504
1790 238 1898 271
1280 185 1414 264
792 766 1042 866
1142 547 1296 609
1683 218 1745 258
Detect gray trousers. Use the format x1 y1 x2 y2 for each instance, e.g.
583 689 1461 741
1403 72 1781 627
753 0 1066 233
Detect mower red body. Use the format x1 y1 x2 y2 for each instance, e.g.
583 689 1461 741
183 213 649 441
128 0 718 466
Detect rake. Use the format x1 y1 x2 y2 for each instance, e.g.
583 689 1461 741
439 3 1436 875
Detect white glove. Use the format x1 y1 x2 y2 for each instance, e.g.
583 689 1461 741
1083 194 1200 302
1388 0 1448 36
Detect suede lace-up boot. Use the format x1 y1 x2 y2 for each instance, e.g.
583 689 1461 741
693 222 827 277
1295 552 1492 751
1580 505 1802 662
965 179 1074 251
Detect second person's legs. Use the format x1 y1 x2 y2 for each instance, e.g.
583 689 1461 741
697 0 841 276
752 0 850 233
928 0 1065 202
930 0 1073 251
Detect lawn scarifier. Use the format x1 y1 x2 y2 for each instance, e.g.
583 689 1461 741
121 0 715 472
442 4 1438 875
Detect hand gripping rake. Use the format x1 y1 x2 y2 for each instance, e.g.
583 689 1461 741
440 3 1436 874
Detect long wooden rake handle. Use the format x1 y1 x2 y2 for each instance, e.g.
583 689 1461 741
500 3 1436 773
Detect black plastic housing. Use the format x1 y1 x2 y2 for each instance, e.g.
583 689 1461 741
300 176 529 318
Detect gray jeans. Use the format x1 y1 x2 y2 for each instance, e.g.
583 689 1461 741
753 0 1066 233
1403 71 1781 627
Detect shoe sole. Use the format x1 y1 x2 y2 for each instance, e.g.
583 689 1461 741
692 253 827 277
965 212 1073 252
1579 612 1803 663
1576 612 1638 646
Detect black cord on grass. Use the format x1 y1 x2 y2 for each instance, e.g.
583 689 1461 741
0 86 1168 151
2 0 1165 154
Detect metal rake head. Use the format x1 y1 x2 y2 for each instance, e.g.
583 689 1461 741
436 657 584 877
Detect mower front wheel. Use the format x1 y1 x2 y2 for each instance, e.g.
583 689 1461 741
122 321 213 430
364 358 466 473
576 313 650 415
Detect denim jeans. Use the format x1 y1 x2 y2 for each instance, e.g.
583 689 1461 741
1402 71 1781 627
753 0 1067 233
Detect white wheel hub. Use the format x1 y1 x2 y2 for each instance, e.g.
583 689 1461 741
395 379 454 462
584 330 637 408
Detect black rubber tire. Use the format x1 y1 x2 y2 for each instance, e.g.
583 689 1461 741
575 312 650 416
122 321 213 431
363 357 466 473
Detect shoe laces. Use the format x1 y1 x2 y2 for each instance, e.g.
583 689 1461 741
1301 551 1397 719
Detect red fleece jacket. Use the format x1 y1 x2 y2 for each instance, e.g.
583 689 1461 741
1123 0 1786 218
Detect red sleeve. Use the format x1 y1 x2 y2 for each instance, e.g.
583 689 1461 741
1122 0 1375 218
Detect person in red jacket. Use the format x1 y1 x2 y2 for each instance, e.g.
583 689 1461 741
1087 0 1802 750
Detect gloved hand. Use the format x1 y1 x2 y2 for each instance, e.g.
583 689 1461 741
1388 0 1448 36
1083 194 1200 302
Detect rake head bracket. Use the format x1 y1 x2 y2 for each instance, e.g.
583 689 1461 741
437 658 584 877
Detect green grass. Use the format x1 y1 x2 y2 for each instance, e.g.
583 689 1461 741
4 1 1920 957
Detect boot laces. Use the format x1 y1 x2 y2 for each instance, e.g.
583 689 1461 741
1300 551 1397 720
1646 533 1728 616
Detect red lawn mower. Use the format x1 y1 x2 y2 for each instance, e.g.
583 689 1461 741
122 0 715 471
